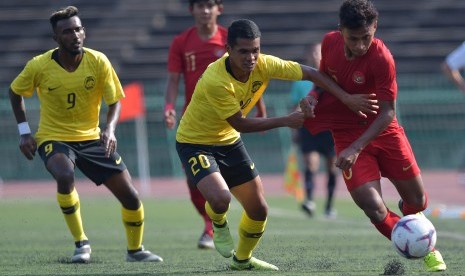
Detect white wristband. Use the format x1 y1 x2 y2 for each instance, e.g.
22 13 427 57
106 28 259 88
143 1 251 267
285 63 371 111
18 122 31 135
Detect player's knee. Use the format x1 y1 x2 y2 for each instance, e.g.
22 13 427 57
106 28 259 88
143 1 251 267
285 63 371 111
249 204 268 221
54 170 75 187
118 188 141 210
208 194 231 214
363 204 387 223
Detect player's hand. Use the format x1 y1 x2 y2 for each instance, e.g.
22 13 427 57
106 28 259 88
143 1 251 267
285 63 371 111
342 93 378 118
164 109 177 129
286 111 306 129
299 95 317 118
100 128 117 158
335 146 360 171
19 134 37 160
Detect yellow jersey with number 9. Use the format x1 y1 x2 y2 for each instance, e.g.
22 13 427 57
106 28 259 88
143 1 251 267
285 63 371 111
176 53 302 145
10 48 124 146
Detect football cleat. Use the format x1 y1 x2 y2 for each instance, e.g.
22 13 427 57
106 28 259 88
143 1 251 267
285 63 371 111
398 199 405 215
424 250 447 272
126 246 163 262
301 201 316 217
71 243 91 263
212 221 235 258
198 231 214 249
230 256 279 271
325 208 337 219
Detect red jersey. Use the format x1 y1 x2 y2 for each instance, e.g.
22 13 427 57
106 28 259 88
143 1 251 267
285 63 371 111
167 26 227 111
305 31 399 133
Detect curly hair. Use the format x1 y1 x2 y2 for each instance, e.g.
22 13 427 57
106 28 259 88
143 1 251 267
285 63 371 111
339 0 378 29
49 6 79 31
227 19 261 47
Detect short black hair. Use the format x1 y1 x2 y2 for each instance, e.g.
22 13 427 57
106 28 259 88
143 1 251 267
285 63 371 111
339 0 378 29
227 19 261 47
50 6 79 31
189 0 223 7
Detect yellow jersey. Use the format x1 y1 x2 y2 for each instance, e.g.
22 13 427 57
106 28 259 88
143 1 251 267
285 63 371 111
176 53 302 145
11 48 124 146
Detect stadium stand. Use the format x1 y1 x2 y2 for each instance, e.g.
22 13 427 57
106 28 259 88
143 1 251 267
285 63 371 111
1 0 465 179
2 0 465 85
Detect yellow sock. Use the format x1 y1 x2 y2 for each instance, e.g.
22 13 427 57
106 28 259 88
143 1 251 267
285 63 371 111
122 203 144 251
235 211 266 260
56 188 88 242
205 202 228 226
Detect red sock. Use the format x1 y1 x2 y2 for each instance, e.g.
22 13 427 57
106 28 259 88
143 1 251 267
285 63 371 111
373 210 401 240
188 185 213 235
401 193 428 215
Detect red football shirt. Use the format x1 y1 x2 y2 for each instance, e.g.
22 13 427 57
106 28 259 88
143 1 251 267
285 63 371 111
305 31 399 133
167 26 227 111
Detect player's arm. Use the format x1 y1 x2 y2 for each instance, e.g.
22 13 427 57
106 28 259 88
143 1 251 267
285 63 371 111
254 97 267 118
335 100 395 171
164 72 181 129
101 101 120 157
441 61 465 93
300 64 378 118
226 108 312 133
9 88 37 160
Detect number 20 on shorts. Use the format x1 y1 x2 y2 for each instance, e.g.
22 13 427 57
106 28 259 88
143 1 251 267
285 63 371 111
188 154 210 176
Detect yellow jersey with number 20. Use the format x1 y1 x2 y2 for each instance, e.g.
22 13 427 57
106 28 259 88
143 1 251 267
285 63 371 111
176 53 302 145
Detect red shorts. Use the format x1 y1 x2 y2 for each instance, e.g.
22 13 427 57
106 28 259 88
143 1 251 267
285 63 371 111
333 125 420 191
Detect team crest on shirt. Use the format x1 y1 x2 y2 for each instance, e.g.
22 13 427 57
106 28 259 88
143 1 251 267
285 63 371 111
251 81 262 93
84 76 96 90
352 71 365 84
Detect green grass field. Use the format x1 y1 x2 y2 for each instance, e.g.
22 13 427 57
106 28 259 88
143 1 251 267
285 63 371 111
0 195 462 275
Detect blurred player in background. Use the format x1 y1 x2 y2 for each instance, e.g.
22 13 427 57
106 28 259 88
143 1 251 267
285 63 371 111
176 18 376 271
301 0 446 271
8 6 162 264
289 42 337 218
164 0 266 249
441 41 465 184
442 42 465 93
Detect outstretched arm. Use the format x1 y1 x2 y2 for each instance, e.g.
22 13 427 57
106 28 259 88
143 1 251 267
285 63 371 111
101 101 121 157
9 88 37 160
300 65 379 118
226 108 312 133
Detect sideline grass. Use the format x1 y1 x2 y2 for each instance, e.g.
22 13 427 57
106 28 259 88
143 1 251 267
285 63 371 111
0 195 462 275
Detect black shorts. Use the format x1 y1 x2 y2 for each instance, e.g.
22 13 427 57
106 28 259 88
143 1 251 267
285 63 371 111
298 127 335 157
176 139 258 188
38 140 127 185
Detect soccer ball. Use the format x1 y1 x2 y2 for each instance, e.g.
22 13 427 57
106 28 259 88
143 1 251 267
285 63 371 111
391 214 436 259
